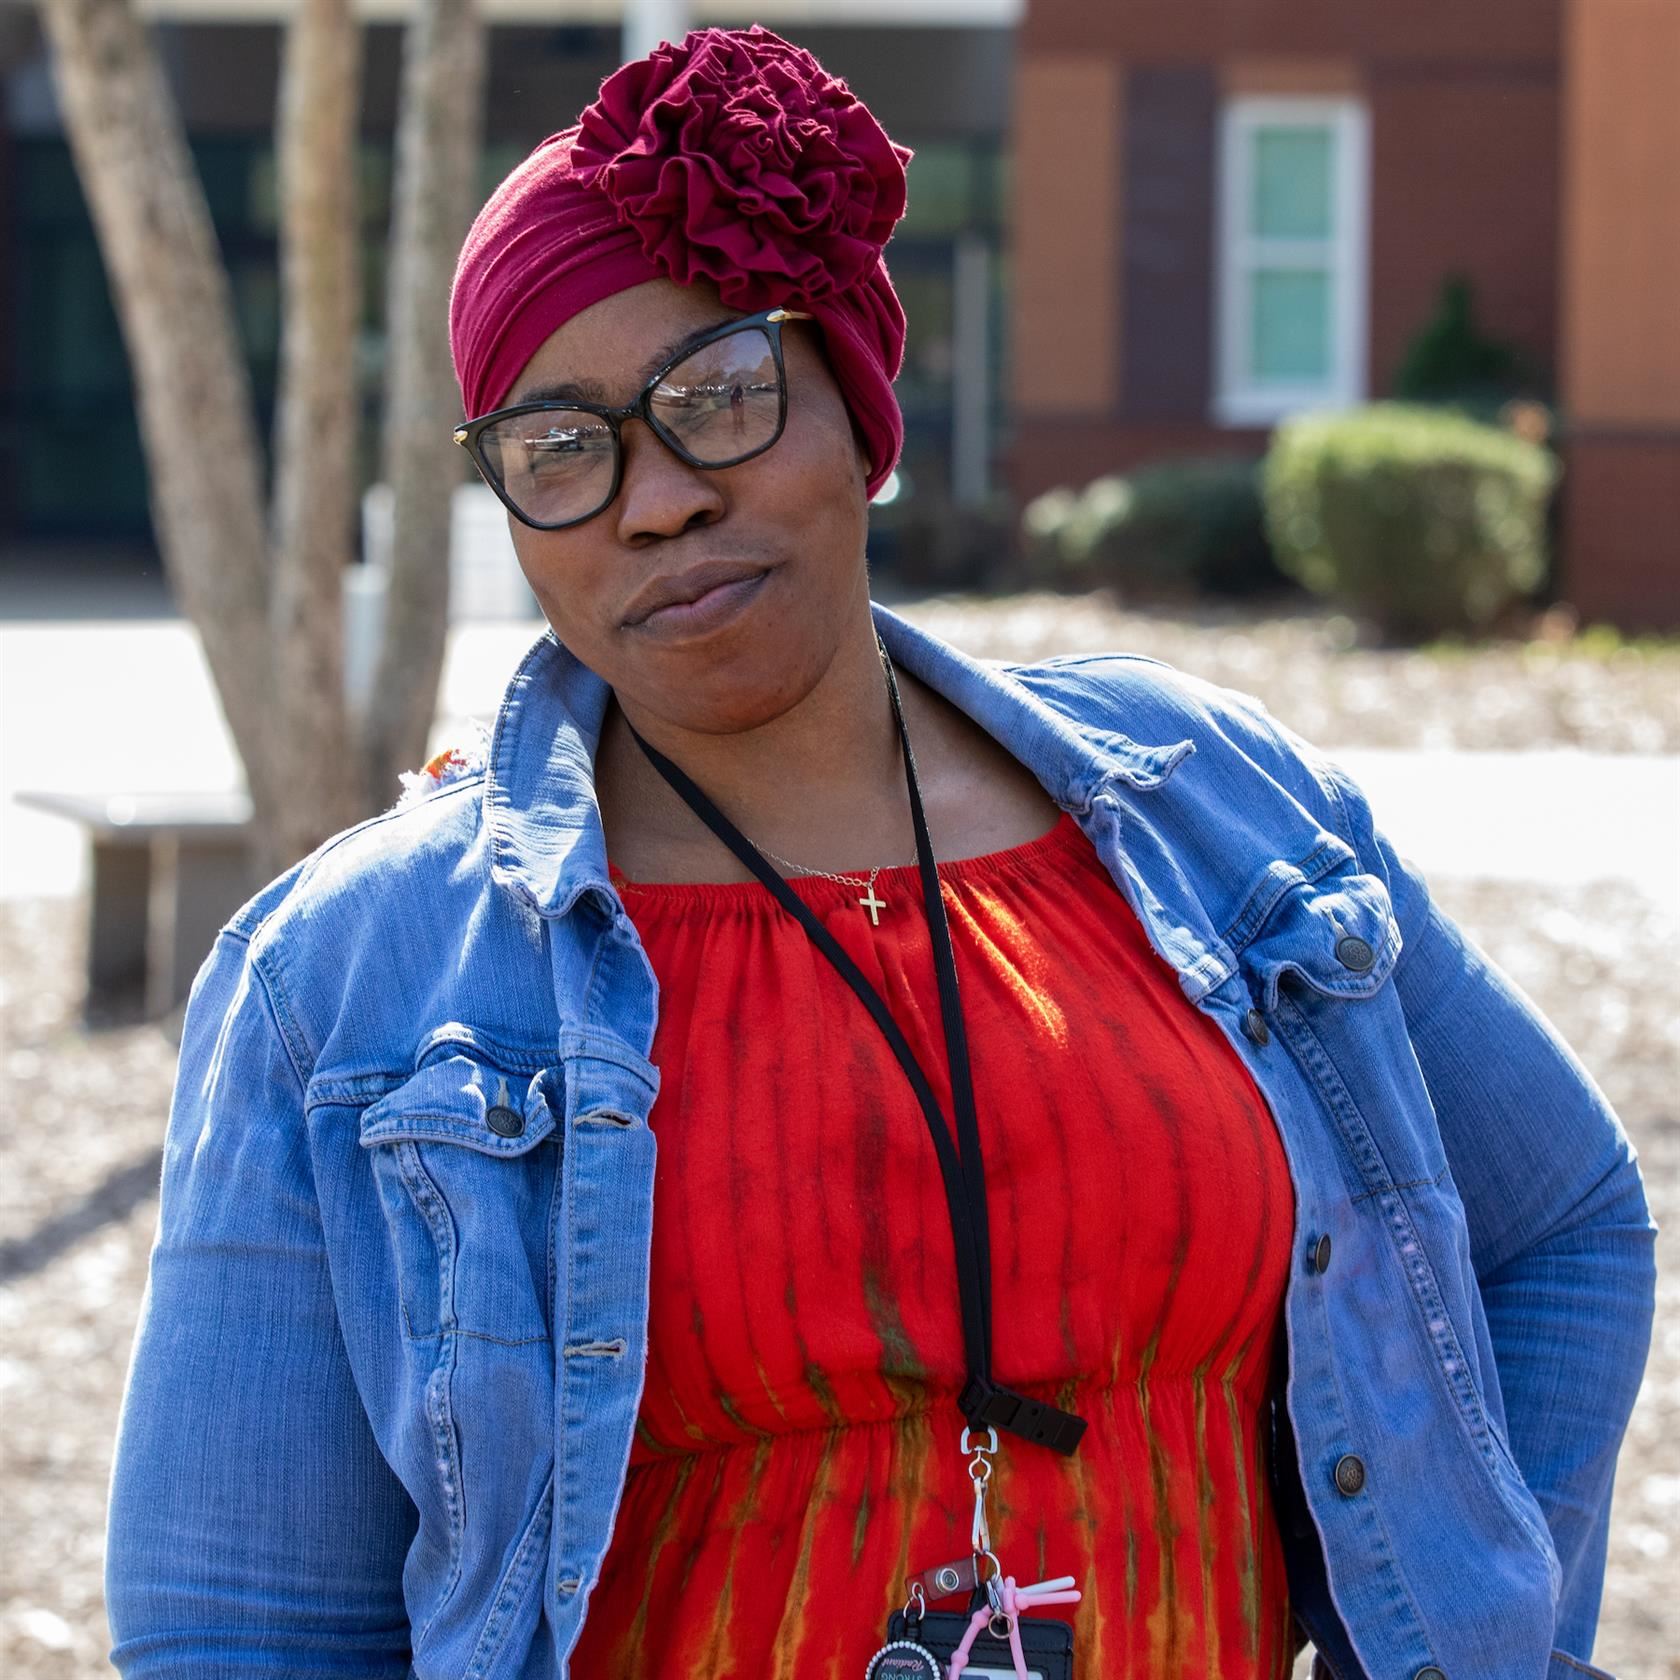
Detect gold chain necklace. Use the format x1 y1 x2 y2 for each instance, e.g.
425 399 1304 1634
746 837 918 927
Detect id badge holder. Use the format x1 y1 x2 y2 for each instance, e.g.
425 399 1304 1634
883 1606 1074 1680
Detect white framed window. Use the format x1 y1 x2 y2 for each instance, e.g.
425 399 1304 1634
1214 97 1369 426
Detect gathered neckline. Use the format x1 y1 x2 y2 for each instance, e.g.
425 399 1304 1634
608 806 1085 910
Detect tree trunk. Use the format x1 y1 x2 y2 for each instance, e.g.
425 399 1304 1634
36 0 280 833
39 0 489 890
267 0 365 869
362 0 488 809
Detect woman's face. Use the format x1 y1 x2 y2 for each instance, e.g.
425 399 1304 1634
500 277 872 736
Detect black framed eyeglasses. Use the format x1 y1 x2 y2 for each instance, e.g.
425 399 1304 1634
453 307 814 532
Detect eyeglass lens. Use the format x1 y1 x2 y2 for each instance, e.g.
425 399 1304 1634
479 325 783 527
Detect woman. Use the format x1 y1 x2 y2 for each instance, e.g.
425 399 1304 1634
105 26 1654 1680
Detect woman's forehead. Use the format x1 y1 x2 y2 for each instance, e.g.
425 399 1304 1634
512 279 733 404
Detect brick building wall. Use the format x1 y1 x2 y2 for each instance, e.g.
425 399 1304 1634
1559 0 1680 628
1008 2 1564 515
1019 0 1558 62
1365 65 1558 396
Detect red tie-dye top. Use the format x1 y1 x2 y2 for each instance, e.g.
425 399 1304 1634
579 808 1297 1679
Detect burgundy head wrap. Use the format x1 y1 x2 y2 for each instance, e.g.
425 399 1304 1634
449 26 912 498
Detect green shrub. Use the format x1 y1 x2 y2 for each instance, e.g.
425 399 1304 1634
1391 275 1547 414
1262 404 1558 640
1018 457 1287 597
1018 485 1082 585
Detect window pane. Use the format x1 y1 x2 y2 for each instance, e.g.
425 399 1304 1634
1250 268 1331 383
1251 126 1333 239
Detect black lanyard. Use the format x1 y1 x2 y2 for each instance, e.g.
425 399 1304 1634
623 639 1085 1457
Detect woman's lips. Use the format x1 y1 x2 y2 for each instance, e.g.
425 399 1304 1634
633 569 770 637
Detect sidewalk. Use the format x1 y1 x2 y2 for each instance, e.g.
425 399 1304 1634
4 616 1677 911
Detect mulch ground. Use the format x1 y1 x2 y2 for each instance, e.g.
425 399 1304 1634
2 593 1674 1677
898 590 1680 755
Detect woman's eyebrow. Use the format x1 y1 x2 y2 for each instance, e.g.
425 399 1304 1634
512 317 737 406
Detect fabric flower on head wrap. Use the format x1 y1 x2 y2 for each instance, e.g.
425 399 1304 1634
449 26 913 498
572 26 911 311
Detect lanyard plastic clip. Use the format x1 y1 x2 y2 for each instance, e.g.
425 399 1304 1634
959 1376 1087 1457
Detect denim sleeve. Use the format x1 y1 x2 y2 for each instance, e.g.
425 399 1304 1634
105 928 415 1676
1314 753 1658 1659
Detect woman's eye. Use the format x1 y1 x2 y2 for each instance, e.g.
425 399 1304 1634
660 382 745 418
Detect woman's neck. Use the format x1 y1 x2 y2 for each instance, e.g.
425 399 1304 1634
595 614 929 882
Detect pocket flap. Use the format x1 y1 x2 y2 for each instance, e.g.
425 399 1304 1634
358 1054 557 1156
1240 868 1403 1012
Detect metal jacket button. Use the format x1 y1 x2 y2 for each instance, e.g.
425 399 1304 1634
1309 1234 1332 1274
1334 1454 1366 1496
486 1105 525 1137
1242 1008 1270 1045
1335 934 1375 972
1414 1668 1447 1680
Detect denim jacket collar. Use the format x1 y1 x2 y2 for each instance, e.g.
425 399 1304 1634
485 600 1193 920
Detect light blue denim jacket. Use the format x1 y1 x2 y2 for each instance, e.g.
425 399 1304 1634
106 603 1656 1680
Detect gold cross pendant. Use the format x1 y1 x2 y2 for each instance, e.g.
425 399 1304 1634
858 885 886 926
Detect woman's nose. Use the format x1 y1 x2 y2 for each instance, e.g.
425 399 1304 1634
612 418 727 544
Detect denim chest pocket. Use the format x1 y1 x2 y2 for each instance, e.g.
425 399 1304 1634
1236 860 1451 1190
1238 862 1403 1014
358 1052 561 1345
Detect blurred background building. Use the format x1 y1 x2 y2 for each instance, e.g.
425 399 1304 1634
1 0 1676 624
0 0 1013 602
1010 0 1680 629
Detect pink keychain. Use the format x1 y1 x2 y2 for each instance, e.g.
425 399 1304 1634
944 1575 1082 1680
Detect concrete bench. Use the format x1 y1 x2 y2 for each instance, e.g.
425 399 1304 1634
16 790 257 1019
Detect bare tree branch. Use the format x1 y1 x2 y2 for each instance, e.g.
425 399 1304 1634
364 0 487 808
268 0 364 862
36 0 278 816
39 0 487 882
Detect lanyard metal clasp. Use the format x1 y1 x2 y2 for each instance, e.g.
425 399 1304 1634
961 1425 999 1556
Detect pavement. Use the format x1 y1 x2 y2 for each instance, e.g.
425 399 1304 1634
3 615 1677 912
